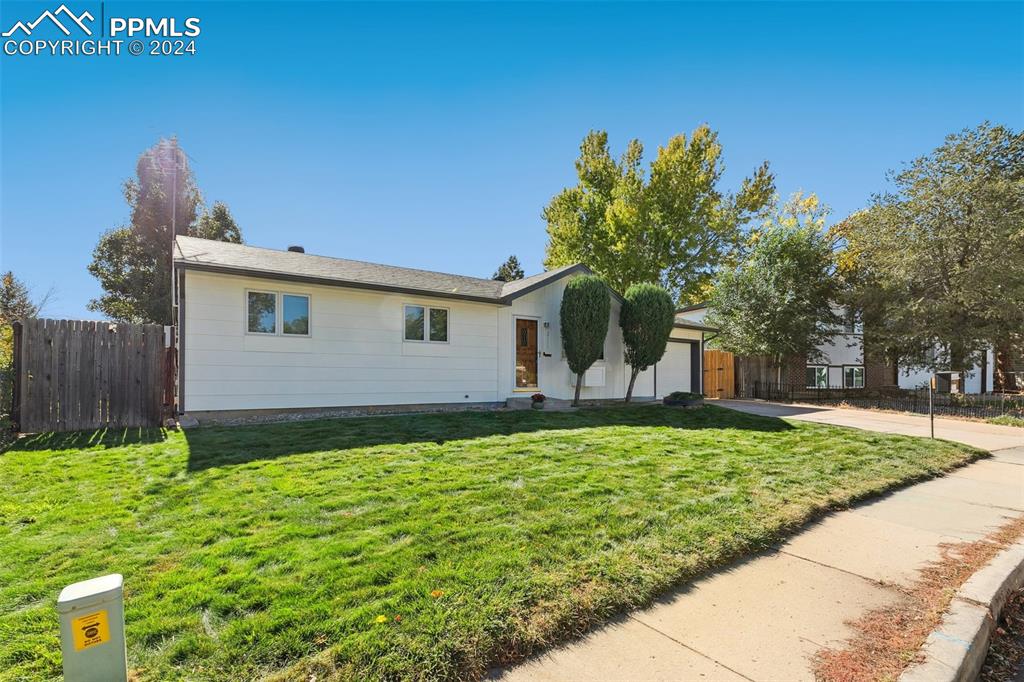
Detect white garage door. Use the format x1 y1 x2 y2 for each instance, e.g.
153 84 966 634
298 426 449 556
657 341 693 397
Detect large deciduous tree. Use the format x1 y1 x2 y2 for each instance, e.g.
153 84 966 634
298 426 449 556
492 255 525 282
560 275 611 406
836 122 1024 372
620 283 675 402
707 193 840 384
88 138 245 325
543 126 774 304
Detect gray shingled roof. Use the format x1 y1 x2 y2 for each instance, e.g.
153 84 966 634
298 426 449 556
173 236 595 304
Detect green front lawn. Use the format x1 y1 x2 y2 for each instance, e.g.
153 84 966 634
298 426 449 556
0 405 982 681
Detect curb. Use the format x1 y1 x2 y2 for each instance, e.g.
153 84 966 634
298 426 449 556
900 541 1024 682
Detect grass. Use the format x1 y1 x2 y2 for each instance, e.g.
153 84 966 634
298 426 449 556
989 415 1024 428
0 405 984 681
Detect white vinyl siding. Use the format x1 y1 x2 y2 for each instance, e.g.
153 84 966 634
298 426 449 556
496 277 669 400
184 268 674 410
184 271 499 411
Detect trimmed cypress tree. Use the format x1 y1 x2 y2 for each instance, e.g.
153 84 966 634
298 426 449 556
620 283 675 402
560 274 611 406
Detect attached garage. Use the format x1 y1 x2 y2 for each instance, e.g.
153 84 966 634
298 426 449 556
654 321 711 398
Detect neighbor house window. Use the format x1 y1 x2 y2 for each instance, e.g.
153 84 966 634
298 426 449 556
282 294 310 335
404 305 449 342
844 366 865 389
247 291 277 334
806 366 828 388
247 290 310 336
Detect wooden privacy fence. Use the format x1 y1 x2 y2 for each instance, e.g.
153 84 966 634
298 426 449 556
12 319 172 433
703 349 736 398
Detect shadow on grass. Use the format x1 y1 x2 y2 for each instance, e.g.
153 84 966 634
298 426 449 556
183 404 794 472
6 426 168 452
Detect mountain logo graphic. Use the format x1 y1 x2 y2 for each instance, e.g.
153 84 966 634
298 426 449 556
3 4 94 37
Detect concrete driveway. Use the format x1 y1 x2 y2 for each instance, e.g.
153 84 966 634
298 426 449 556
491 401 1024 682
715 399 1024 452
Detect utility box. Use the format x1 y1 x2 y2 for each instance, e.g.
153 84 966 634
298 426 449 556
57 574 128 682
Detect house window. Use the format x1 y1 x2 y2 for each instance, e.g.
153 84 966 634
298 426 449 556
841 310 864 334
844 366 865 389
429 308 448 342
806 366 828 388
404 305 449 343
247 290 311 336
282 294 310 335
247 291 277 334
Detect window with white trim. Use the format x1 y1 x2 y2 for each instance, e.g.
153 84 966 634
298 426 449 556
246 290 310 336
247 291 277 334
404 305 449 343
806 365 828 388
282 294 310 335
844 366 865 389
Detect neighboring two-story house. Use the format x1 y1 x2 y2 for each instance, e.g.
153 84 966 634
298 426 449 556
678 303 892 391
680 303 1020 395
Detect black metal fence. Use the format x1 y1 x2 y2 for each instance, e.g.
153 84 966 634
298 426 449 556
746 381 1024 421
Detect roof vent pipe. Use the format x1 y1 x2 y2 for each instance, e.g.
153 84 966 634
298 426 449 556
287 245 305 253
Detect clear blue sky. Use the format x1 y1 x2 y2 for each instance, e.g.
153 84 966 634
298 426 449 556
2 1 1021 319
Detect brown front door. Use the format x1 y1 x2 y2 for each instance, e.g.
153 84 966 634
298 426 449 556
515 319 538 388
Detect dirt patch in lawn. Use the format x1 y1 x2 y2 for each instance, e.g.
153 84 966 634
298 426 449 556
815 515 1024 682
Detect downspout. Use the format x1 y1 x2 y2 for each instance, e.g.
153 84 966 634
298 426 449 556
700 333 706 396
176 266 186 415
980 348 988 394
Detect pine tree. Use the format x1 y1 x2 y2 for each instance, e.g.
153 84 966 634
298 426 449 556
492 255 525 282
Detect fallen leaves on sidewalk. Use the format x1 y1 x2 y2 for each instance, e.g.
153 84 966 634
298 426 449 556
814 515 1024 682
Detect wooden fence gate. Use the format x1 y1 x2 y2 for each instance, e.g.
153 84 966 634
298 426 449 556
12 319 171 433
703 349 736 399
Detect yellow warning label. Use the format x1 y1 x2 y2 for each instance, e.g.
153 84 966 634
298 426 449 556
71 610 109 651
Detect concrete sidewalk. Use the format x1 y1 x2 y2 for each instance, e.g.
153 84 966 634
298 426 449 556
491 402 1024 682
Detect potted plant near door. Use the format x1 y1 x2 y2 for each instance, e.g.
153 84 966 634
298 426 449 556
531 393 546 410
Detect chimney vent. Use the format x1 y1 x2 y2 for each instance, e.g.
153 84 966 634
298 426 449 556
287 245 305 253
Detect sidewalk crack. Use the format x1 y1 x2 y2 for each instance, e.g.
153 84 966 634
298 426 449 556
628 615 757 681
777 549 902 591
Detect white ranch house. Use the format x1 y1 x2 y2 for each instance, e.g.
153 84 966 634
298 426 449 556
173 236 709 419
